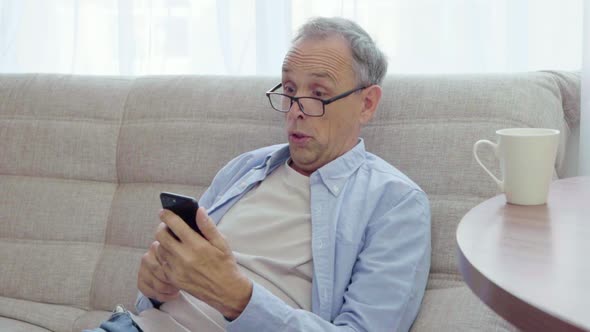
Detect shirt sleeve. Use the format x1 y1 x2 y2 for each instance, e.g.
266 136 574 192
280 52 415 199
135 291 167 313
198 152 259 210
227 189 431 332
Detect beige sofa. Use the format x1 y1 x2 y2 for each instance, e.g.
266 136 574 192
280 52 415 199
0 72 580 332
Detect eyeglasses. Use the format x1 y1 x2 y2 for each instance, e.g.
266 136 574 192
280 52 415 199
265 83 368 117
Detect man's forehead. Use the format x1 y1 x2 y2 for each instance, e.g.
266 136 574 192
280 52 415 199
281 41 354 84
282 66 336 83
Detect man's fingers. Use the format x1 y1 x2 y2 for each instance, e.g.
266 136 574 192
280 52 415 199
196 207 229 252
138 246 180 302
150 276 179 296
149 241 164 266
156 244 173 269
159 209 193 244
145 242 172 282
155 216 183 255
138 277 180 302
152 240 166 265
140 274 178 295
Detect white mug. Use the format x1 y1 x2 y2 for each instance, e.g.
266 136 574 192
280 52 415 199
473 128 560 205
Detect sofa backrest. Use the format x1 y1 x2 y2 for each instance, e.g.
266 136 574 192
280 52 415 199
0 73 579 316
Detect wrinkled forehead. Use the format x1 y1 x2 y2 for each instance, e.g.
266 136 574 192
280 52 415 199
281 37 356 86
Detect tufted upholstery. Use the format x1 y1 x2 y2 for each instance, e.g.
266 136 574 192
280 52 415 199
0 72 579 331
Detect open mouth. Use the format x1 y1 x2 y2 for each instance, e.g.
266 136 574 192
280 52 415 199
289 131 311 144
292 133 306 139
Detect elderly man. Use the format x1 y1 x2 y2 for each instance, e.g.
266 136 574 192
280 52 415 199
87 16 430 332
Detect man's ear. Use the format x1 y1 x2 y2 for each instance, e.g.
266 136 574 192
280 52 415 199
359 85 382 125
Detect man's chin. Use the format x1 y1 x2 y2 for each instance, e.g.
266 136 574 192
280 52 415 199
288 160 314 176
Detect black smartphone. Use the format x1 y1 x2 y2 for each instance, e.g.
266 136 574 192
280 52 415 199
160 192 203 237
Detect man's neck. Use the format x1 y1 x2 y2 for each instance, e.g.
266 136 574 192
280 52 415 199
288 159 312 177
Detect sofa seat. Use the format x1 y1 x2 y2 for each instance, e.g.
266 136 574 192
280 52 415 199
0 317 53 332
413 282 517 331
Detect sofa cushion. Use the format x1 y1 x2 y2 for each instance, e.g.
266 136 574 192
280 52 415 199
411 286 517 332
117 76 284 186
0 297 86 332
0 74 131 182
0 317 52 332
0 176 115 310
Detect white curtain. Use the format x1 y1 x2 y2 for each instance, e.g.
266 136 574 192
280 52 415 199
0 0 584 76
581 0 590 176
0 0 587 174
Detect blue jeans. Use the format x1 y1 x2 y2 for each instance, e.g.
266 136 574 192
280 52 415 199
83 311 143 332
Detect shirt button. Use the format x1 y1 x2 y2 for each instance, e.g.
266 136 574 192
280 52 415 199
318 240 324 249
332 185 339 193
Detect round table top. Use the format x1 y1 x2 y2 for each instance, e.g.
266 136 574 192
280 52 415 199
457 176 590 332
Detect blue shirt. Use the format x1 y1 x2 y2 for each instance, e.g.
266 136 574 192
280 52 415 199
137 139 431 332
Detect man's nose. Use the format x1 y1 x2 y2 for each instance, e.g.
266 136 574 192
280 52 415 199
287 99 305 119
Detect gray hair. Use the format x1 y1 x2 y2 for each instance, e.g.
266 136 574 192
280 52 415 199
292 17 388 86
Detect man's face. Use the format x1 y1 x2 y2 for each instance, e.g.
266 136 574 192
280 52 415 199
281 36 371 176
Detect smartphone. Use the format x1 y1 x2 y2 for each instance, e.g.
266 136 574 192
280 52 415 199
160 192 203 237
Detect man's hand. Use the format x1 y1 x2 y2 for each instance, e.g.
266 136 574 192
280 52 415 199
137 240 181 303
155 207 253 320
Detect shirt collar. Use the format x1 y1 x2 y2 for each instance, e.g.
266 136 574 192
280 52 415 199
315 138 367 196
259 139 367 196
260 143 290 173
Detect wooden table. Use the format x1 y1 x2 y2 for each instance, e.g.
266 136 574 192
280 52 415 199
457 176 590 331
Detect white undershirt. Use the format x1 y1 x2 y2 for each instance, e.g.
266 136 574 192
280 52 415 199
218 159 313 310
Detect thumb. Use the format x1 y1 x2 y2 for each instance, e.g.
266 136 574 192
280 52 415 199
196 207 229 252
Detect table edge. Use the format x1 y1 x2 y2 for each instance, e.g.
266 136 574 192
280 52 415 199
456 236 587 332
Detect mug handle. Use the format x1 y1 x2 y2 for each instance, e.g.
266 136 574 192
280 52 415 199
473 140 504 192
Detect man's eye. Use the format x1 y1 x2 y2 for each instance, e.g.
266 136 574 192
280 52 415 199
284 86 296 95
312 90 325 98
